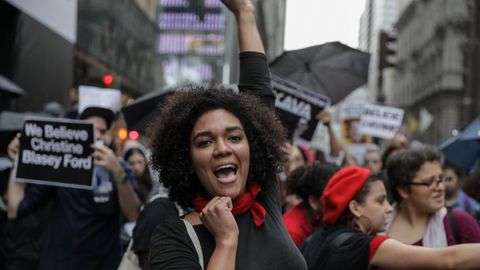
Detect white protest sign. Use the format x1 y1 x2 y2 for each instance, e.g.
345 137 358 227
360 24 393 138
339 103 365 119
78 85 121 115
359 104 404 139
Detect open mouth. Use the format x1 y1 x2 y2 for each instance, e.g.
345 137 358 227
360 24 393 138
213 164 238 184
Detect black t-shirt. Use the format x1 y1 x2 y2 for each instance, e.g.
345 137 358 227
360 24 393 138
150 179 306 270
301 226 378 270
16 161 136 270
0 201 51 270
133 197 179 254
150 52 306 269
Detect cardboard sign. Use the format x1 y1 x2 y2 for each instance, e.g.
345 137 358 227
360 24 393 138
272 74 330 145
15 117 95 189
359 104 405 139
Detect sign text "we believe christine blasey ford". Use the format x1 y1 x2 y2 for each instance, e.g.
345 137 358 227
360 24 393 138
15 117 95 189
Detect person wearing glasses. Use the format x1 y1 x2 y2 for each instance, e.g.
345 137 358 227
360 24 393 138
384 147 480 247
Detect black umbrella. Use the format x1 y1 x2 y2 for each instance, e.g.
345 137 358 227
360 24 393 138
0 74 26 97
121 90 175 135
269 42 370 105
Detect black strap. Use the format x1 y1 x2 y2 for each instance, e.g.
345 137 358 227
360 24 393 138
447 207 461 244
313 231 355 270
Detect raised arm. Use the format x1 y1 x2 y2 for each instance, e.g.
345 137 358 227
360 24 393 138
6 133 26 218
91 143 140 221
316 110 341 158
222 0 263 53
7 133 54 219
371 238 480 269
223 0 276 108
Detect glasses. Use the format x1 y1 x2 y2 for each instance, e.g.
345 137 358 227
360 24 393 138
409 176 446 189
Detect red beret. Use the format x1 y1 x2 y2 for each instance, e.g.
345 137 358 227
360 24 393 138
321 166 371 225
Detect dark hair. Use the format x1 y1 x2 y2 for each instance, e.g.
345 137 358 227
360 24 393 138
286 163 339 201
124 148 145 161
386 147 442 203
335 174 385 226
443 161 467 179
148 86 286 208
124 148 153 204
381 144 403 169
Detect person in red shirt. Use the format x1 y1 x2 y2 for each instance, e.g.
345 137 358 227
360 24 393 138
283 163 339 246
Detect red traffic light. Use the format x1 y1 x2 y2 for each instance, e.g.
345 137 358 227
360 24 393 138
129 130 139 140
102 74 113 86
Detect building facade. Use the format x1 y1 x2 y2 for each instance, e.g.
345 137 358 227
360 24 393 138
392 0 470 144
254 0 286 61
1 0 77 112
75 0 159 97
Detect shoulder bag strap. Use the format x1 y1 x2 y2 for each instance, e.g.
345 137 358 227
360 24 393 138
446 207 461 244
182 219 204 270
314 231 355 269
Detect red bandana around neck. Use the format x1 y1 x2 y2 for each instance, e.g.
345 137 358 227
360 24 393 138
193 182 266 227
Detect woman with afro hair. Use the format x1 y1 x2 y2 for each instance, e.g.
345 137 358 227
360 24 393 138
147 0 307 269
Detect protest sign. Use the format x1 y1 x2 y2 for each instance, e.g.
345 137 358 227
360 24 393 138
272 74 330 145
15 117 95 189
359 104 404 139
339 103 371 144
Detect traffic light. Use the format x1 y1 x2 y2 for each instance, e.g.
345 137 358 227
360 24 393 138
378 31 396 70
118 128 128 141
102 73 113 87
128 130 139 140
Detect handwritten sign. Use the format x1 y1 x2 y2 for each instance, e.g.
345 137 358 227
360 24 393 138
359 104 404 139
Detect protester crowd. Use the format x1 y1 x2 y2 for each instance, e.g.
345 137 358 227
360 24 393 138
1 0 480 269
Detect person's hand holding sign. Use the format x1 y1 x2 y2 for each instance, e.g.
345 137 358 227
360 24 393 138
6 132 25 219
7 133 21 162
91 142 140 221
91 143 126 183
316 109 342 159
316 110 332 127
